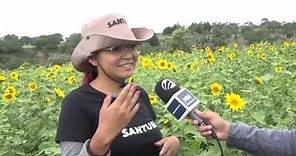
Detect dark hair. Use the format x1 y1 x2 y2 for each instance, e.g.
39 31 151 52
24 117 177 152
82 51 100 84
82 68 98 84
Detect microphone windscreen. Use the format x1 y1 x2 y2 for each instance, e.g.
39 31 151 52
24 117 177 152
155 79 180 103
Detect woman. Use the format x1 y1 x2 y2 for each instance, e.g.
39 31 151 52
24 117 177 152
56 13 180 156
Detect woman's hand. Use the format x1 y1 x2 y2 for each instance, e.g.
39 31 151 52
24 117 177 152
97 84 140 138
154 136 180 156
90 84 140 155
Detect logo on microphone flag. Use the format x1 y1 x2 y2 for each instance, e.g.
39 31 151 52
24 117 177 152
165 88 200 121
177 89 196 107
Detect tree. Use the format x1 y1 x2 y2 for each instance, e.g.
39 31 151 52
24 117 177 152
162 23 183 35
188 22 211 34
20 36 33 45
32 33 63 52
282 22 296 39
148 34 160 46
0 34 23 53
60 33 81 54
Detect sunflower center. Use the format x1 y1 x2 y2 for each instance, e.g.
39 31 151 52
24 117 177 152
213 87 220 92
230 99 239 106
5 94 12 99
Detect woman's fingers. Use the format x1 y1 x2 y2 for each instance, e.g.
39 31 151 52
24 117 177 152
157 136 180 156
102 94 112 109
127 90 140 111
114 84 140 111
130 103 140 116
115 84 131 104
121 84 138 110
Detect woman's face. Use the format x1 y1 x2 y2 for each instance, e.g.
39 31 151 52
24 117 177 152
93 44 139 80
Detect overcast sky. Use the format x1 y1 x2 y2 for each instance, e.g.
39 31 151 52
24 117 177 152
0 0 295 37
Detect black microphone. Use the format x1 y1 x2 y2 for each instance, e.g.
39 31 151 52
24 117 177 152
155 79 209 125
155 79 224 156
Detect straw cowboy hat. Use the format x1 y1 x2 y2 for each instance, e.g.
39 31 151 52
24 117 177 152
71 13 154 72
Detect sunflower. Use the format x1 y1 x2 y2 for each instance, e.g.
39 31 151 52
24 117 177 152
283 41 290 48
255 77 263 84
228 53 236 60
5 86 16 96
149 95 158 105
218 46 225 52
10 72 19 80
269 46 275 52
225 93 246 112
247 50 253 56
46 73 54 80
47 67 54 72
190 62 199 71
0 75 6 82
28 82 38 91
54 88 65 98
205 47 212 53
2 92 16 103
67 75 76 85
138 55 145 62
210 82 222 97
53 65 62 72
64 66 74 73
157 59 168 70
260 53 267 61
274 66 284 74
141 57 153 69
233 43 238 48
249 44 255 49
167 62 176 70
45 96 52 103
207 52 215 63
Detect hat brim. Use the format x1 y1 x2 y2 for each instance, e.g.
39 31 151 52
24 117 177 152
71 27 154 72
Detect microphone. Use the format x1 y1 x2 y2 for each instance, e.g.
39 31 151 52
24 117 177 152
155 78 224 156
154 79 206 125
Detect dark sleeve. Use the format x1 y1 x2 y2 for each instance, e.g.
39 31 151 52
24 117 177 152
138 87 157 120
226 123 296 156
56 92 92 143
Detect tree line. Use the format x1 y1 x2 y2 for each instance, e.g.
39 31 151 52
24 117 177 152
1 18 295 69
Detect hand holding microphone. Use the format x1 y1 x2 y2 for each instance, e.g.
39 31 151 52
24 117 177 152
192 111 230 141
155 79 218 138
155 79 225 156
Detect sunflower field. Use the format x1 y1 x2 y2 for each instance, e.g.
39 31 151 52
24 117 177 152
0 41 296 156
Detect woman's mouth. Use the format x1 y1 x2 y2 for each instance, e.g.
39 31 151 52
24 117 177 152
119 62 134 67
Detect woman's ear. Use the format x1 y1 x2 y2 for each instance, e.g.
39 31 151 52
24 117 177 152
88 56 98 66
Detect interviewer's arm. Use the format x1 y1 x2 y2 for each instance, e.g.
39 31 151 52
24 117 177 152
192 111 296 156
227 123 296 156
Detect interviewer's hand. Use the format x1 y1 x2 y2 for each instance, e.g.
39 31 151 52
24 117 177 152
191 111 230 141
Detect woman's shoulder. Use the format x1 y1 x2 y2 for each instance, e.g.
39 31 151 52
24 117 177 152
136 85 148 94
62 84 105 107
63 85 88 101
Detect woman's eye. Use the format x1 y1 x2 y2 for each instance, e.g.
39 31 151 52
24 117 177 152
112 46 122 51
129 44 136 49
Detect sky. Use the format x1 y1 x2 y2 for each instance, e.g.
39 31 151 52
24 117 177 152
0 0 295 38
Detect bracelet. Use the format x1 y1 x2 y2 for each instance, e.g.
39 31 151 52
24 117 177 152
86 139 110 156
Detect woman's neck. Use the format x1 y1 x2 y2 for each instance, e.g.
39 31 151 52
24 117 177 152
89 75 123 95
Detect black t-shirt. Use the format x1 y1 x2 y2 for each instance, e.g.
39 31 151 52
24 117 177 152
56 84 162 156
